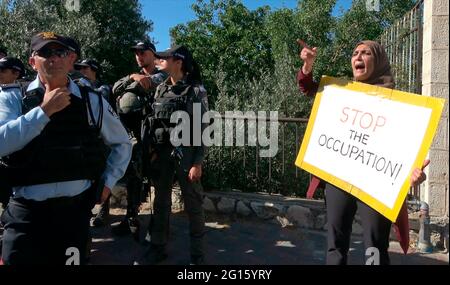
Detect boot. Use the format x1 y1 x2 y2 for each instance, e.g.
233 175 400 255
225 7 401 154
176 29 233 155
111 215 140 241
133 244 168 265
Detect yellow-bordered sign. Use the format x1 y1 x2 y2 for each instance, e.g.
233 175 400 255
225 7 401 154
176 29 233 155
295 76 445 222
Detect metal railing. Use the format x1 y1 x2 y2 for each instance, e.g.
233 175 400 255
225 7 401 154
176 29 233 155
380 0 424 94
203 115 311 197
380 0 425 201
203 110 422 201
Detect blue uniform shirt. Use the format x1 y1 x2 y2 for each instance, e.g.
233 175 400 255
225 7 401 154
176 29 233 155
0 76 132 201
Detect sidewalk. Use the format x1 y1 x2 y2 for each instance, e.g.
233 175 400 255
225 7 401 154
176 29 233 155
87 207 449 265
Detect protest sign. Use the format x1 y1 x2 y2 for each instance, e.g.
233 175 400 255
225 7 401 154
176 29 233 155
295 76 445 222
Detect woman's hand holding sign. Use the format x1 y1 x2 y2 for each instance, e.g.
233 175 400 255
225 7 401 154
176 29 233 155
410 159 430 187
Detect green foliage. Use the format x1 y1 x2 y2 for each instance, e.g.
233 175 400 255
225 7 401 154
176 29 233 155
0 0 152 83
328 0 416 78
170 0 274 105
79 0 152 82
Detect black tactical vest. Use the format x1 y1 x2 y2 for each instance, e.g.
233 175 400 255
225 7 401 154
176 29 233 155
149 82 194 145
0 84 107 187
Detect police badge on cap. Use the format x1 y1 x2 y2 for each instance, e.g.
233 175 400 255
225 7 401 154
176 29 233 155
31 32 80 53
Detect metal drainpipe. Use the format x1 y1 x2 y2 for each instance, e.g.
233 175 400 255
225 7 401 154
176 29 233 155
418 201 433 253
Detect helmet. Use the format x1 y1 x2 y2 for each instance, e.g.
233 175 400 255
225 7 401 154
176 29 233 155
118 91 144 114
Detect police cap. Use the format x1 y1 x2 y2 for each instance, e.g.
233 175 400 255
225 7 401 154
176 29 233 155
75 58 100 72
0 57 25 78
130 41 156 53
31 32 80 54
154 45 193 71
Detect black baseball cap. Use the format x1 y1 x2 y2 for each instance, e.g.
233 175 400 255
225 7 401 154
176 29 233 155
130 41 156 53
0 57 25 77
154 45 192 61
74 58 100 72
31 32 80 54
155 45 194 73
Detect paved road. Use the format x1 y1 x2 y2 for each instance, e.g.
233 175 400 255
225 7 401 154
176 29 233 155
1 205 448 265
87 208 449 265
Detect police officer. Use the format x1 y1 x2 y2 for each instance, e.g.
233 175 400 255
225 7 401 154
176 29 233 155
134 45 208 265
0 57 26 209
0 32 132 265
75 58 112 101
105 41 166 237
75 59 100 86
0 57 25 85
0 56 24 256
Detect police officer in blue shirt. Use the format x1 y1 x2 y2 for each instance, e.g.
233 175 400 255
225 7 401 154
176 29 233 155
0 57 25 85
0 32 132 265
0 57 25 209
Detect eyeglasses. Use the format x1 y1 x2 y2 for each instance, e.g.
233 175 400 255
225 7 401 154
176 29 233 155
35 48 70 59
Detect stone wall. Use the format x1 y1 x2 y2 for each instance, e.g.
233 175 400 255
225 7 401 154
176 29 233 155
422 0 449 218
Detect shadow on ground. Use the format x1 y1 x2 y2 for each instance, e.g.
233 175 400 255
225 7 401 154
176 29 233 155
87 209 449 265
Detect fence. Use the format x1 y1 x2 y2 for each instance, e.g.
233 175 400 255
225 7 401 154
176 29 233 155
381 0 425 202
380 0 424 94
203 115 312 198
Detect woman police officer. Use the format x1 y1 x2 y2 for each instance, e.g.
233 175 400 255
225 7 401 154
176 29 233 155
135 45 208 265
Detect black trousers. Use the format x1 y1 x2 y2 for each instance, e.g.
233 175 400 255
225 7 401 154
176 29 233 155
325 183 392 265
124 139 144 217
1 190 92 265
150 146 205 257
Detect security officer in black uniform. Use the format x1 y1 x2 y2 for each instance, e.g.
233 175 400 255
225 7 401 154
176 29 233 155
0 32 132 264
134 45 208 265
107 41 166 237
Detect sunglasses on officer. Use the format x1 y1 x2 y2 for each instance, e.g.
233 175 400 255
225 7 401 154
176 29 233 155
35 48 70 59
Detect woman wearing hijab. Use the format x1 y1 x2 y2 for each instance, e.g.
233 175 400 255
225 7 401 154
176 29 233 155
297 40 429 265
